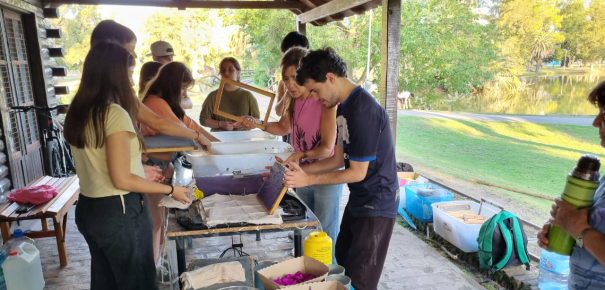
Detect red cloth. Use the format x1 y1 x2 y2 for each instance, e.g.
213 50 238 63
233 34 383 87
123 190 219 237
7 185 58 204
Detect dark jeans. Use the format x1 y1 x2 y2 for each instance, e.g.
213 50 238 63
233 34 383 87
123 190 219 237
335 207 395 290
75 193 158 290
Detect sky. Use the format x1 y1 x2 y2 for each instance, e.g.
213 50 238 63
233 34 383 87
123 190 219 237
98 5 164 41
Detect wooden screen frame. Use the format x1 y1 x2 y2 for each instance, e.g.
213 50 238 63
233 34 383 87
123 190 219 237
212 78 275 131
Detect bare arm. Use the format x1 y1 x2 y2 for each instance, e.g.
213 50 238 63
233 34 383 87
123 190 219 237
284 150 367 188
275 80 286 117
137 99 211 148
106 131 191 203
300 144 345 174
286 105 337 163
200 128 220 142
137 100 195 139
583 230 605 267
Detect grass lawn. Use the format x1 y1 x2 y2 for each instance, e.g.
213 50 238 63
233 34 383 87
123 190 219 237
396 116 604 212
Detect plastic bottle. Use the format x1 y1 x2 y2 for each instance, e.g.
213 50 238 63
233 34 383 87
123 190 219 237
0 243 8 290
538 249 570 290
304 231 333 265
2 243 44 290
4 230 36 251
547 154 600 255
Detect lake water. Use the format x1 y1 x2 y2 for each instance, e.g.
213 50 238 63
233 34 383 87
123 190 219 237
431 74 602 115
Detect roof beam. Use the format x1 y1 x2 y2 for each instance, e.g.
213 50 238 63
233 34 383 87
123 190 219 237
43 0 308 9
297 0 372 24
297 0 333 25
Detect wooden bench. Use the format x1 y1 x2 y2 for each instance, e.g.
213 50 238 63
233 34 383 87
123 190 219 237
0 175 79 266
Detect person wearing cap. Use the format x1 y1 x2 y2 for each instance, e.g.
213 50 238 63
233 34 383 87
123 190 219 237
147 40 174 65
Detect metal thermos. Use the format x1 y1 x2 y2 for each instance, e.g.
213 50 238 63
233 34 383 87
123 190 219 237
173 157 193 187
547 154 600 255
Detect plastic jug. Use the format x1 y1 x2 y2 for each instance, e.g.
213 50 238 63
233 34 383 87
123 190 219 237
4 229 35 251
538 249 569 290
304 231 332 265
2 243 44 290
0 243 8 290
548 154 600 255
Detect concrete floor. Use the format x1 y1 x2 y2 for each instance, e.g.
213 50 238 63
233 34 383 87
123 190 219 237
24 185 484 290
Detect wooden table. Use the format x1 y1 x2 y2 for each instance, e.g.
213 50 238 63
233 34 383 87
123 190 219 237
0 176 80 266
165 208 320 278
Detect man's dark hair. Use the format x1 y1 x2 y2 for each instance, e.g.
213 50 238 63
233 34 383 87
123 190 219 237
588 81 605 108
280 31 309 53
296 47 347 86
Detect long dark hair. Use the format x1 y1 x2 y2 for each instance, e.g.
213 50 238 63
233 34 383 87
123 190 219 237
141 62 194 121
281 47 309 122
139 61 162 95
91 20 137 47
64 42 142 149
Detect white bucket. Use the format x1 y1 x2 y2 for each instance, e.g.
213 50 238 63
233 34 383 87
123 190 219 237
2 243 44 290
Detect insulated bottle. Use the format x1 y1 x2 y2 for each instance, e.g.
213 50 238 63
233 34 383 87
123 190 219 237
547 154 600 255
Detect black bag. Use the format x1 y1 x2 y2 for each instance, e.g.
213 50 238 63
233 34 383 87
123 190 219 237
397 162 414 173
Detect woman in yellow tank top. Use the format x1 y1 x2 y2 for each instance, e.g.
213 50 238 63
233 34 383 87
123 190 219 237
63 42 191 290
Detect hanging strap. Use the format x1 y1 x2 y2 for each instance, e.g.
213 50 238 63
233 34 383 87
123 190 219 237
511 216 530 268
494 220 514 271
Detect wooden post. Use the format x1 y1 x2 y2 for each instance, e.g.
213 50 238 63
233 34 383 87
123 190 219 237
380 0 401 143
297 20 306 35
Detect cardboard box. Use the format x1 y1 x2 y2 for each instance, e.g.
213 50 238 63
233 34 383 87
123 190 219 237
281 281 346 290
257 256 329 290
398 172 419 186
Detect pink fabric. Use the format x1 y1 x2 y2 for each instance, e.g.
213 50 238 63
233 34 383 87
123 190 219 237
7 185 58 204
291 97 335 163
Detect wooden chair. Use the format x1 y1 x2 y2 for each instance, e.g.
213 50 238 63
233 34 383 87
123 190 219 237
0 175 79 266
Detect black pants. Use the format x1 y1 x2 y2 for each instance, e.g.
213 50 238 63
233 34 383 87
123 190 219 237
75 193 158 290
335 207 395 290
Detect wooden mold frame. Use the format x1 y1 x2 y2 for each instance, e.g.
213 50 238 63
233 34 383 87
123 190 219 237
212 78 275 131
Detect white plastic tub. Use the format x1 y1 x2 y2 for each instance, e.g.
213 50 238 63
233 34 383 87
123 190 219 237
207 140 294 155
211 130 280 142
184 152 292 177
431 200 501 253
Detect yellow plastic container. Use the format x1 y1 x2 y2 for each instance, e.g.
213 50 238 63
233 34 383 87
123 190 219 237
304 231 333 265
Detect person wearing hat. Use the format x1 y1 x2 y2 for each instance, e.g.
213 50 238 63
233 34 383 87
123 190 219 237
147 40 174 65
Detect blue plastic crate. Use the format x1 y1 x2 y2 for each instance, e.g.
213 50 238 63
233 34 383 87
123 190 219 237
405 183 453 222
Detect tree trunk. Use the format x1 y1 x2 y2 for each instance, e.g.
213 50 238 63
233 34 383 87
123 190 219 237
537 51 542 67
358 68 368 86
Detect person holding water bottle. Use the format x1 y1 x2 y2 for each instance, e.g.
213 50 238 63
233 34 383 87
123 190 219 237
537 81 605 290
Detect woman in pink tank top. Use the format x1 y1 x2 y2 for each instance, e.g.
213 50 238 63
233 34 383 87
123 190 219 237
241 47 343 263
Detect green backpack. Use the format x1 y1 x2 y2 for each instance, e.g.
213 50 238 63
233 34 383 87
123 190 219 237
477 211 530 275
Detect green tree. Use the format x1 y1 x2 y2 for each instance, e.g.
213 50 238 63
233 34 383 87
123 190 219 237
530 31 556 70
226 9 382 87
140 9 242 78
559 0 588 64
493 0 563 72
398 0 499 96
51 5 102 71
584 0 605 65
224 9 294 86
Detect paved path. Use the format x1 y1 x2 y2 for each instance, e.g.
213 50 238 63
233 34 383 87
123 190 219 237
27 184 484 290
398 110 595 126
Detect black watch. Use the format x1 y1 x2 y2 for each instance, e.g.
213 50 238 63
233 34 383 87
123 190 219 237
166 185 174 197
